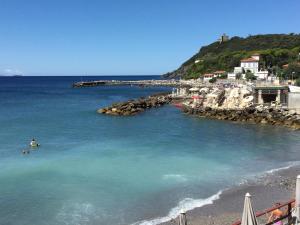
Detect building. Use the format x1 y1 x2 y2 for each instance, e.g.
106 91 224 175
254 86 288 105
218 33 229 43
203 73 215 81
213 70 226 77
234 67 244 74
282 62 300 68
240 55 259 73
255 70 269 80
227 73 237 80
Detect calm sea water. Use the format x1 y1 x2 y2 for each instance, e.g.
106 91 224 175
0 76 300 225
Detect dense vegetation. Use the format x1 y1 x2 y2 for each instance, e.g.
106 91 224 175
163 34 300 80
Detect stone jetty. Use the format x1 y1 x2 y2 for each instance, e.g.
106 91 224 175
98 92 172 116
73 79 181 88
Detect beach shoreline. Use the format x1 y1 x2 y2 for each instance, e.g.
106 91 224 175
154 165 300 225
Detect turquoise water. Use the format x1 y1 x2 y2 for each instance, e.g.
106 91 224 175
0 76 300 225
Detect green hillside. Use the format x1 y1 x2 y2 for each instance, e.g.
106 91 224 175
163 34 300 79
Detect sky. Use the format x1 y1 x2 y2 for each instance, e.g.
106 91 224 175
0 0 299 76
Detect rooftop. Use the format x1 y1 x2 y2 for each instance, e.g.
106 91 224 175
214 70 226 74
241 57 259 62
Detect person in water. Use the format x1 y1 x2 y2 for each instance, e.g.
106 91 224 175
22 149 30 154
30 138 39 147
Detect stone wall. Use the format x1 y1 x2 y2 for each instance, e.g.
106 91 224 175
288 92 300 114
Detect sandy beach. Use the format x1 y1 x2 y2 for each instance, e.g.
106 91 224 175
161 166 300 225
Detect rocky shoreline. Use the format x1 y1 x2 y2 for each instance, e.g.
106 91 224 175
97 83 300 130
97 92 172 116
182 105 300 130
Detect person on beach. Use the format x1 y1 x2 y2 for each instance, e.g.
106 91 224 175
268 203 283 225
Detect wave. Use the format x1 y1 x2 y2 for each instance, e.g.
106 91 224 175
132 190 222 225
265 164 296 174
261 161 300 176
133 162 300 225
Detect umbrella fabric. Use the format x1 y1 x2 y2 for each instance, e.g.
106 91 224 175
241 193 258 225
179 211 187 225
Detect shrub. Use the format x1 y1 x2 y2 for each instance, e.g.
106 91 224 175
209 77 217 83
245 71 256 81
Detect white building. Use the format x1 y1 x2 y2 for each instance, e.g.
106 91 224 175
255 70 269 80
227 73 237 80
240 56 259 73
234 67 243 74
203 73 215 81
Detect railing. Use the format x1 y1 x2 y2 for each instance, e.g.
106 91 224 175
232 199 295 225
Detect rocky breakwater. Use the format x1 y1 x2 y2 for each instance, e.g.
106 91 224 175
183 106 300 130
98 92 172 116
182 84 300 130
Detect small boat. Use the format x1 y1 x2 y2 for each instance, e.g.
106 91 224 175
289 85 300 93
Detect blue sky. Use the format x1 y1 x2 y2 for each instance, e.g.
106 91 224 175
0 0 299 76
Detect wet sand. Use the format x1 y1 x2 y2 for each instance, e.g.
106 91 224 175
161 166 300 225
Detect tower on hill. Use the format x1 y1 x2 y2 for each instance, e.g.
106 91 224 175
218 33 229 43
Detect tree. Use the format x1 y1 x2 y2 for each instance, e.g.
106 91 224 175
245 71 256 81
219 73 227 79
282 63 300 80
236 73 242 80
164 34 300 79
295 78 300 87
209 77 217 83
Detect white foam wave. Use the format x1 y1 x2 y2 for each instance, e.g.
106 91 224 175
132 190 222 225
264 161 300 174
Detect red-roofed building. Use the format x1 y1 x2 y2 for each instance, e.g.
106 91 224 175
240 57 259 62
203 73 215 81
282 64 289 68
282 62 300 68
213 70 226 77
240 55 260 73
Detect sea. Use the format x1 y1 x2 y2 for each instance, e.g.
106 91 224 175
0 76 300 225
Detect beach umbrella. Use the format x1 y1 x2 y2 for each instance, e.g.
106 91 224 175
179 210 187 225
241 193 258 225
294 175 300 222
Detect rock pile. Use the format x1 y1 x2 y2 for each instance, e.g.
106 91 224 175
201 85 253 109
183 105 300 130
98 93 172 116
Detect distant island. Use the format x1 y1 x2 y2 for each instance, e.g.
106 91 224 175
163 33 300 80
